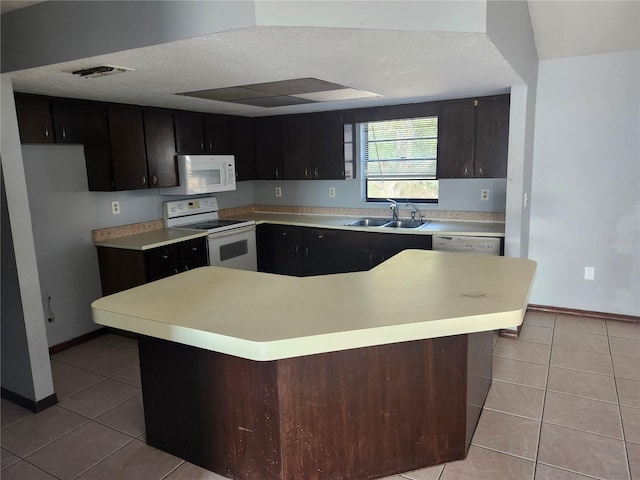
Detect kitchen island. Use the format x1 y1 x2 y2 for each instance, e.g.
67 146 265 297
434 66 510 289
92 250 536 480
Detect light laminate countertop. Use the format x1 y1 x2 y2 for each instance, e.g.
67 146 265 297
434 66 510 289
94 229 208 251
92 250 536 361
231 212 505 237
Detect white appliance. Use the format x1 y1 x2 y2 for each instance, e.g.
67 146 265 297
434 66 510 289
432 235 501 256
164 197 257 271
160 155 236 195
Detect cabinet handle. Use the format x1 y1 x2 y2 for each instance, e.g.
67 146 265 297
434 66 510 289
305 247 309 259
304 167 309 179
295 244 299 256
141 175 146 186
464 166 469 176
174 267 180 274
369 252 374 266
478 167 483 176
317 234 323 239
184 265 189 271
282 232 287 237
162 254 169 259
62 128 66 141
200 140 205 152
150 173 158 186
191 247 198 251
275 167 279 179
314 167 319 178
208 140 213 151
44 126 49 139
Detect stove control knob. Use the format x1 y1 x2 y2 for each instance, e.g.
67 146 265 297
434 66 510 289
171 207 176 213
178 204 183 210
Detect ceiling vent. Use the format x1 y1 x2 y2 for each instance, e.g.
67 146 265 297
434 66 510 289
69 65 134 79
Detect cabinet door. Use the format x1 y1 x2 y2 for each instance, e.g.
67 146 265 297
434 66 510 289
178 237 208 272
437 99 475 178
109 104 148 190
229 116 256 181
51 98 109 145
146 245 181 281
281 114 312 180
174 111 205 153
97 247 147 296
310 111 345 180
254 117 283 180
257 224 303 276
203 114 231 154
143 108 178 187
474 95 510 178
14 94 55 143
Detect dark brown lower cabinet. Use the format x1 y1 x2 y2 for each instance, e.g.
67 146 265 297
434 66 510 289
138 330 493 479
97 237 207 296
257 224 432 277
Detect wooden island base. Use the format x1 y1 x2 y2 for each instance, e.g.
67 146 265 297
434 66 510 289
138 331 493 480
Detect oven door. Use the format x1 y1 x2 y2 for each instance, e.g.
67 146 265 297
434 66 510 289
207 225 257 271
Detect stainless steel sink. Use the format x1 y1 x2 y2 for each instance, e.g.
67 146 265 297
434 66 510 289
345 218 431 229
344 218 391 227
383 219 430 229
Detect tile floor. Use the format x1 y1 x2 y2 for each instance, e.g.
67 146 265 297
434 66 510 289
1 312 638 480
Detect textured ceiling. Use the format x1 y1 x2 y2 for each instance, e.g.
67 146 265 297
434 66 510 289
3 1 639 116
528 0 640 60
9 27 520 117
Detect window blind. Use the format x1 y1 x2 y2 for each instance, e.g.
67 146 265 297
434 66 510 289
363 117 438 180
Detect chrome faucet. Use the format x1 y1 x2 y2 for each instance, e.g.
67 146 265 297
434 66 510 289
406 202 422 222
386 199 399 221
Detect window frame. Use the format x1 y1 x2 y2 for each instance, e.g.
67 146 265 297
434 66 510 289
357 116 439 204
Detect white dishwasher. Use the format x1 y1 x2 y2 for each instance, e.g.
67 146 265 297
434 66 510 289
432 235 501 256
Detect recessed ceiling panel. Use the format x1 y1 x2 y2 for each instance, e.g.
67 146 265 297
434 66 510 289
179 86 275 101
245 77 346 95
294 88 381 102
233 95 315 108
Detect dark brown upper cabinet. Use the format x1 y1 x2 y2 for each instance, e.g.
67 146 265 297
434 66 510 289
228 116 256 181
14 93 55 143
174 111 205 154
203 114 231 154
282 112 345 180
254 116 283 180
51 97 109 146
474 95 510 178
143 108 178 188
51 98 112 191
438 95 510 179
108 104 148 190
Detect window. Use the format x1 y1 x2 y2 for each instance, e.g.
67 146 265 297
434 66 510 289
359 116 438 202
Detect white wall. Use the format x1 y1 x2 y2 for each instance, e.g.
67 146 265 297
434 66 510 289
0 79 55 402
528 50 640 316
253 178 507 213
486 0 539 258
20 144 253 347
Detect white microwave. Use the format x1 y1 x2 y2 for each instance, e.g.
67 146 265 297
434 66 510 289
160 154 236 195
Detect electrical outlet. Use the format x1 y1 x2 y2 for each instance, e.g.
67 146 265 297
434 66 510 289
275 187 282 198
111 201 120 215
584 267 595 280
329 187 336 198
480 189 490 201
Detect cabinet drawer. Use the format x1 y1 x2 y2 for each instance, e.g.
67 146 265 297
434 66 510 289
178 237 208 263
147 246 180 280
302 228 340 244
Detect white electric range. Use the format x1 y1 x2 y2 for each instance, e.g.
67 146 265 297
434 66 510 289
163 197 257 271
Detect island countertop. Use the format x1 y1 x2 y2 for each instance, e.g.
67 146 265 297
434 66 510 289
92 250 536 361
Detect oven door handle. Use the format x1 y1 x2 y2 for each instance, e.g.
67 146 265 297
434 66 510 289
207 225 256 239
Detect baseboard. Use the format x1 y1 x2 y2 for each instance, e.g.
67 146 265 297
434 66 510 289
527 304 640 324
1 388 58 413
48 327 108 355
